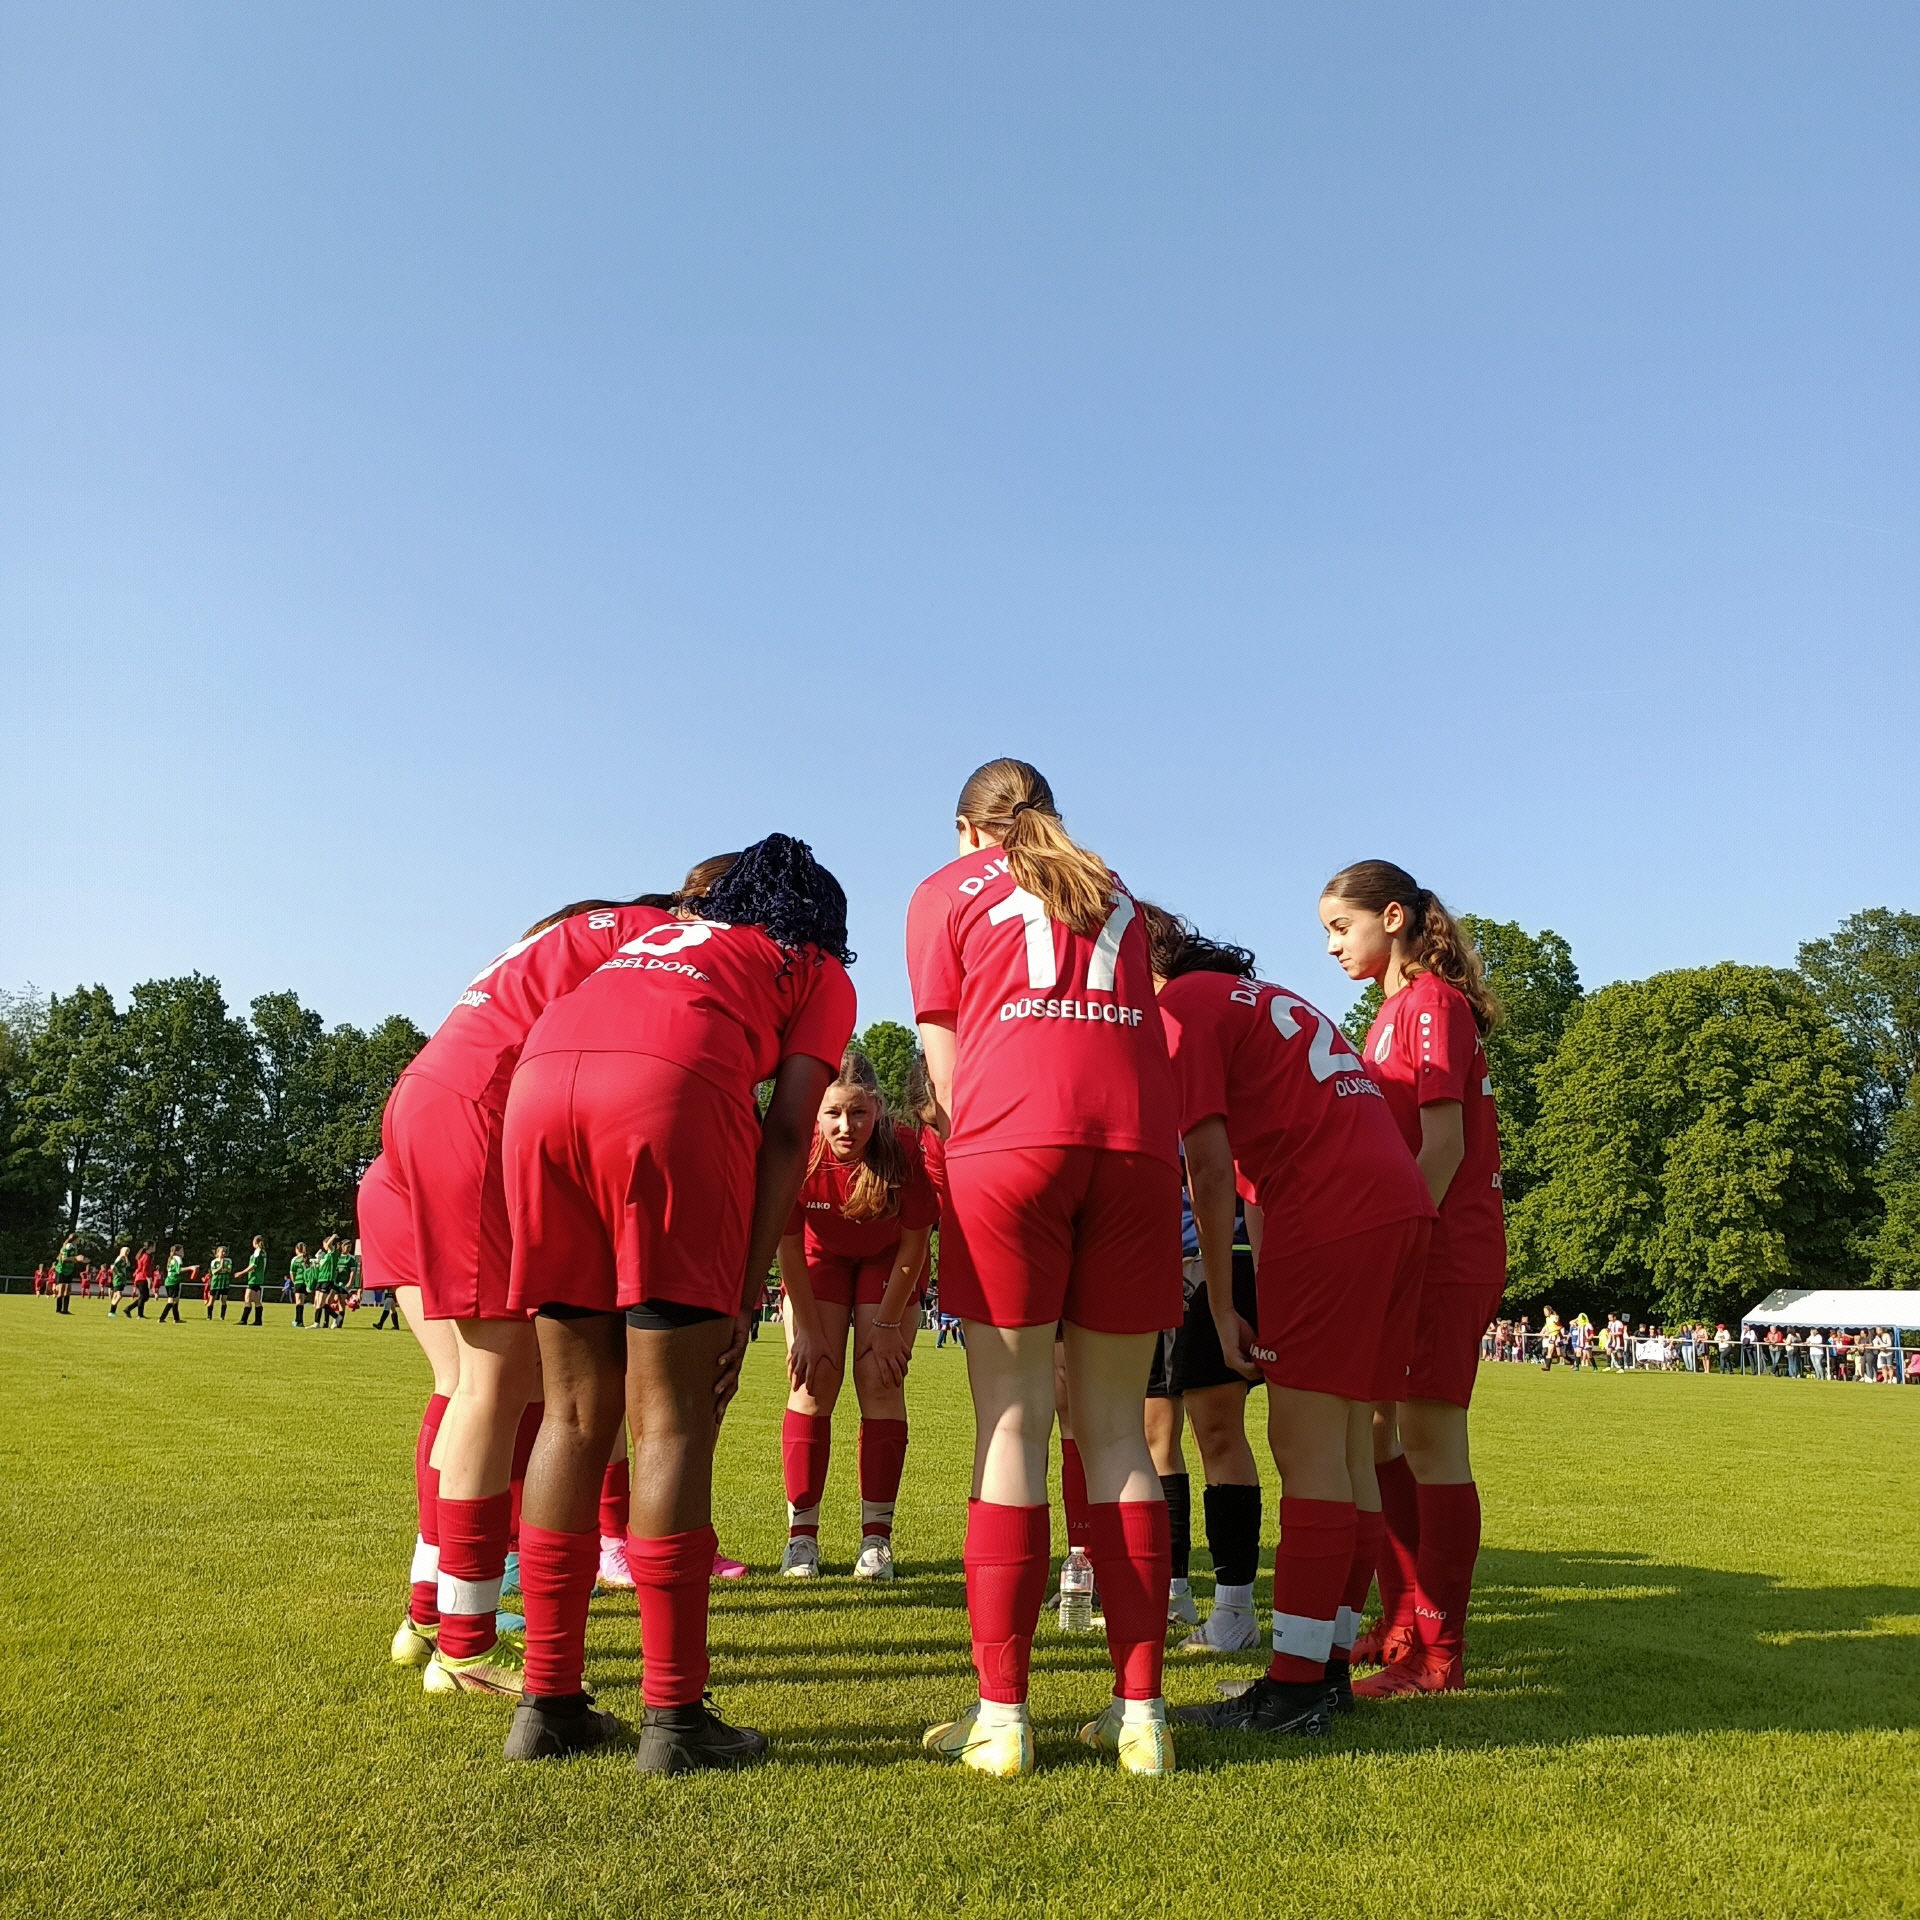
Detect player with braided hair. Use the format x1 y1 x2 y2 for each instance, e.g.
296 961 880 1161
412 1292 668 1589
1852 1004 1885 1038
501 833 857 1772
1320 861 1505 1699
776 1046 937 1582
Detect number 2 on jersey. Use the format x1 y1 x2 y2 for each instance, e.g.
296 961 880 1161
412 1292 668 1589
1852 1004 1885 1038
1268 993 1365 1083
988 887 1137 993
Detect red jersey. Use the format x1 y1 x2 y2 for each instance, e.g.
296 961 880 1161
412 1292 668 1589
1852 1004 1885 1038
904 849 1178 1163
1159 970 1433 1257
1362 971 1505 1289
787 1126 939 1260
408 905 677 1112
521 915 857 1108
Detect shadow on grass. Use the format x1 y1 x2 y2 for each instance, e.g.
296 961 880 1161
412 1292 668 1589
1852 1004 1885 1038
633 1547 1920 1772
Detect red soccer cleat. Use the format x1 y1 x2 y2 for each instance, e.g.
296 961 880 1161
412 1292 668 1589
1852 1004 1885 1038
1352 1650 1464 1698
1350 1618 1417 1668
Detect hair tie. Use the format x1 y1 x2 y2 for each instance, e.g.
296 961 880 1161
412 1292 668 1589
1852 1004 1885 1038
1009 799 1041 819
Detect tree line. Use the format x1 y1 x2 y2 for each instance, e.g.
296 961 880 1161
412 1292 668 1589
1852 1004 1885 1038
6 909 1916 1324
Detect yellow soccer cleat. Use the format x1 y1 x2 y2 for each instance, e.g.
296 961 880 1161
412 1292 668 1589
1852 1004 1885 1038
1078 1697 1176 1777
921 1702 1035 1777
389 1615 438 1668
423 1637 525 1699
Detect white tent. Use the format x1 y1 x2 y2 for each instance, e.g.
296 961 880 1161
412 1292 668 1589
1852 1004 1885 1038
1740 1289 1920 1331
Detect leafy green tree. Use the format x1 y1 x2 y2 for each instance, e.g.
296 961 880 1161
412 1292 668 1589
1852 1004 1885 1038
855 1020 919 1115
20 985 124 1239
1797 908 1920 1145
1507 965 1869 1324
0 991 65 1269
1867 1094 1920 1285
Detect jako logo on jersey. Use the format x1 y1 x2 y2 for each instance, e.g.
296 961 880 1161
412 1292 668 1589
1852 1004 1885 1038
1372 1022 1394 1063
957 857 1012 898
457 990 490 1010
1249 1343 1278 1364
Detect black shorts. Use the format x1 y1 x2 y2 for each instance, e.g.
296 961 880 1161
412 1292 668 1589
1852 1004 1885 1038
1152 1249 1262 1398
536 1298 728 1332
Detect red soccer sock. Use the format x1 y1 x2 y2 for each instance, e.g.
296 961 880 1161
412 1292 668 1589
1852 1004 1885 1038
507 1400 544 1550
409 1393 449 1627
1375 1452 1422 1642
436 1491 512 1660
1089 1499 1171 1700
1337 1508 1385 1653
964 1500 1052 1704
519 1524 599 1698
857 1417 909 1538
630 1526 718 1708
598 1456 632 1542
1413 1480 1482 1664
1266 1496 1356 1685
781 1410 832 1535
1059 1439 1093 1551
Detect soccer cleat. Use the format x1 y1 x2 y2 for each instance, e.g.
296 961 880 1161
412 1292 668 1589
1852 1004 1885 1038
922 1703 1035 1777
495 1610 525 1635
1166 1581 1200 1628
1351 1617 1416 1668
634 1696 768 1774
1078 1698 1176 1777
423 1638 526 1699
852 1535 895 1582
780 1535 821 1579
596 1538 635 1591
389 1614 439 1667
503 1696 623 1762
1172 1677 1333 1737
710 1550 748 1580
1178 1606 1262 1654
1324 1655 1356 1714
1352 1650 1463 1698
499 1551 521 1602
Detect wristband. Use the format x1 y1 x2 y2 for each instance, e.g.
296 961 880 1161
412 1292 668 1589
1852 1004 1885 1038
871 1318 901 1331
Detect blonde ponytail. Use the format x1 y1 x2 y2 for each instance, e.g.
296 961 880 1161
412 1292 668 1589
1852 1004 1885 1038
956 758 1114 937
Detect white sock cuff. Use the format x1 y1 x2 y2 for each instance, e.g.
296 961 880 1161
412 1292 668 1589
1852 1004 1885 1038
1121 1695 1167 1725
409 1537 440 1584
859 1500 897 1528
787 1503 820 1529
1214 1582 1254 1611
436 1573 503 1617
1271 1609 1336 1663
1168 1576 1192 1595
1333 1605 1362 1651
975 1698 1029 1728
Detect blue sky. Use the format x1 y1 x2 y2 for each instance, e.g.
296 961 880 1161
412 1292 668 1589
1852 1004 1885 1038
4 3 1915 1036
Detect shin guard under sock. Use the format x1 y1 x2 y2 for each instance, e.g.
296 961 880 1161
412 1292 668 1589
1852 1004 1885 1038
1375 1453 1422 1641
1203 1480 1262 1589
409 1394 450 1626
519 1524 599 1698
857 1417 908 1538
1412 1480 1482 1664
782 1410 831 1535
1337 1507 1385 1653
1059 1439 1093 1552
630 1526 718 1708
1267 1496 1356 1685
1161 1471 1192 1583
1090 1500 1172 1699
963 1500 1051 1704
436 1491 512 1659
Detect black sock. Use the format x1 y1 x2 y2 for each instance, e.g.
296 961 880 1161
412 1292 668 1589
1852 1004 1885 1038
527 1692 591 1714
1161 1471 1192 1582
1204 1482 1263 1589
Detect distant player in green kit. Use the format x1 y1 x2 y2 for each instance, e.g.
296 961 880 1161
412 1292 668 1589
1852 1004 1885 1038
206 1246 234 1319
108 1245 132 1317
310 1235 341 1329
289 1244 310 1327
51 1236 82 1315
239 1235 268 1325
158 1245 186 1323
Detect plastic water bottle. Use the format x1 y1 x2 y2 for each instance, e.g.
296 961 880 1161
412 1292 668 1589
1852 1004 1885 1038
1058 1547 1095 1633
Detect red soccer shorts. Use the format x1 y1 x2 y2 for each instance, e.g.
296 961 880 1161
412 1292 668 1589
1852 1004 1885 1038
1250 1216 1432 1404
503 1049 757 1318
356 1153 409 1294
377 1069 514 1322
805 1249 904 1309
937 1147 1182 1334
1406 1274 1508 1408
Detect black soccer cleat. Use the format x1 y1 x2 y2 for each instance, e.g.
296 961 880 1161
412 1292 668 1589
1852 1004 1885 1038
503 1695 623 1763
1323 1656 1356 1715
634 1696 769 1774
1173 1677 1333 1737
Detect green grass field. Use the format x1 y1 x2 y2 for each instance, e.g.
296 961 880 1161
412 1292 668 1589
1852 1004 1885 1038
2 1296 1916 1919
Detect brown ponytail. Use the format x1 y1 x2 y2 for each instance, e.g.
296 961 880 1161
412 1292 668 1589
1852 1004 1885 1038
955 758 1114 937
1321 859 1502 1035
807 1049 911 1223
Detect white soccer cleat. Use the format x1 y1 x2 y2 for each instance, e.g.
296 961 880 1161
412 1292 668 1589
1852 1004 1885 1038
1179 1605 1263 1654
852 1535 895 1582
1167 1580 1200 1628
780 1535 821 1579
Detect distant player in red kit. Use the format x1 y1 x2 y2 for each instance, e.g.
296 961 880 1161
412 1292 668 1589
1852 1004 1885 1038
500 835 857 1772
776 1049 936 1583
907 759 1183 1778
361 888 689 1697
1136 906 1435 1737
1320 860 1505 1697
